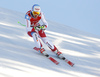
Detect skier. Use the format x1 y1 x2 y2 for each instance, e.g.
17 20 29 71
25 4 65 59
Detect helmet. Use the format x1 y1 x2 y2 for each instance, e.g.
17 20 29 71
32 4 41 15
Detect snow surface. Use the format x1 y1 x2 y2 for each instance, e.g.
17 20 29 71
0 7 100 77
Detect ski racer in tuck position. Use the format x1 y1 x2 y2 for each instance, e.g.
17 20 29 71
25 4 65 59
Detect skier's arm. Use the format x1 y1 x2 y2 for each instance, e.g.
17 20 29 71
41 12 48 29
25 14 35 32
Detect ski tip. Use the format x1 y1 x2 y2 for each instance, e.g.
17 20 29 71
54 61 59 65
68 61 74 67
71 63 74 67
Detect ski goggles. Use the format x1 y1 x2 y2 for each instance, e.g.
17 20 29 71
32 11 40 15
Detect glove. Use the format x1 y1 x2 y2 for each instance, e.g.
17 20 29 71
34 26 41 31
41 25 47 30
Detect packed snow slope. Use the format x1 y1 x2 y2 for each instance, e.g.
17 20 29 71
0 7 100 77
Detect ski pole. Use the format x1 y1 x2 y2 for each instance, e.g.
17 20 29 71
18 21 26 26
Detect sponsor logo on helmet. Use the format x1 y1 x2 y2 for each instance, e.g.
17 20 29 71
35 8 40 11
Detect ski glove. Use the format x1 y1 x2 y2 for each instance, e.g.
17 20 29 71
34 26 41 31
34 25 47 31
41 25 47 30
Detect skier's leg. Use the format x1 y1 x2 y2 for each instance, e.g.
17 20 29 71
32 31 47 54
41 37 54 50
38 30 54 49
31 32 42 48
38 30 54 50
41 37 65 59
38 30 65 59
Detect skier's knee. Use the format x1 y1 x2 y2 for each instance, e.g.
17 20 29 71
50 45 57 52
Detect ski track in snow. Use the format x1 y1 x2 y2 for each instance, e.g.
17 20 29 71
0 7 100 77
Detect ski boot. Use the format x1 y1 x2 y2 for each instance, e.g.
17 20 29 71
34 47 49 57
54 49 65 60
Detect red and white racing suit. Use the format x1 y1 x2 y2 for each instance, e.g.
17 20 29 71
25 10 57 51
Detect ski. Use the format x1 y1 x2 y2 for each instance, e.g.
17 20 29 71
34 47 59 65
60 56 74 67
33 47 74 66
64 58 74 67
